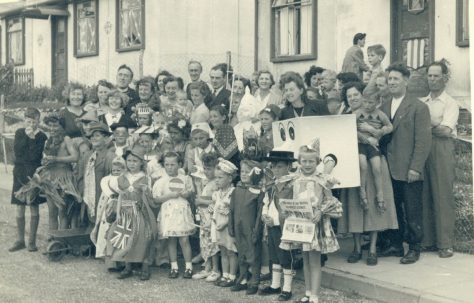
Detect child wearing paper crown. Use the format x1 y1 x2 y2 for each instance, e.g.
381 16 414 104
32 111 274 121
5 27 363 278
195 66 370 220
280 140 343 303
228 159 266 295
210 159 238 287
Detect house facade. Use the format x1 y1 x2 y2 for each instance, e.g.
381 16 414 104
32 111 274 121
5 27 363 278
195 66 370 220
0 0 256 87
257 0 471 108
0 0 471 108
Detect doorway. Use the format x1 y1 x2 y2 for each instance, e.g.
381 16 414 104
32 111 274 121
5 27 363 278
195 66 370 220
51 16 67 86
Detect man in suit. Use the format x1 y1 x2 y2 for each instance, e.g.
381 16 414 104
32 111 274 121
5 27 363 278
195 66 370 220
419 61 459 258
378 63 432 264
208 63 231 111
116 64 140 117
341 33 370 81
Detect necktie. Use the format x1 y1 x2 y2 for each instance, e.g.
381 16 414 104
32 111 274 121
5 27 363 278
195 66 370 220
214 89 217 96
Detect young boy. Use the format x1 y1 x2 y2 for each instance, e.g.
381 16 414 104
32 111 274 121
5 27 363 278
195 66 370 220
259 151 296 301
355 94 393 210
364 44 387 96
10 108 48 252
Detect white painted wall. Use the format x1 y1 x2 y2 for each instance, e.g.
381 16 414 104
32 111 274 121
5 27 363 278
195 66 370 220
433 0 471 106
67 0 255 86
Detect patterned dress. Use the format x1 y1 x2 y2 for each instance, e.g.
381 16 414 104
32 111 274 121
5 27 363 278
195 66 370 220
211 186 237 252
280 173 342 254
197 179 220 261
153 173 196 239
108 172 157 263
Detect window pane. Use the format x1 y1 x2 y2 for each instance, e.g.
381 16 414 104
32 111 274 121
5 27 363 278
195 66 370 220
9 31 22 63
462 0 469 40
77 1 97 55
119 0 143 49
300 2 312 54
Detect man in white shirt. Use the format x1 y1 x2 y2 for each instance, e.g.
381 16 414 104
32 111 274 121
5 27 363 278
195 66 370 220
419 61 459 258
378 63 432 264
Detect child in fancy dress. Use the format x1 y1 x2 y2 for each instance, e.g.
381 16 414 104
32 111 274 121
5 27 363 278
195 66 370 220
167 117 192 172
191 152 221 282
107 146 157 281
258 151 297 301
210 159 239 287
228 160 266 295
153 152 196 279
90 156 125 271
280 141 343 303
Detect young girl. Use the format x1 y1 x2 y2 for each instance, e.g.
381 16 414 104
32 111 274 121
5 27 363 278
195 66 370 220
280 141 342 303
228 160 265 295
189 81 211 124
91 156 125 271
9 108 48 252
209 105 240 167
258 105 280 156
167 117 192 171
153 152 196 279
108 146 157 281
192 152 221 282
211 159 238 287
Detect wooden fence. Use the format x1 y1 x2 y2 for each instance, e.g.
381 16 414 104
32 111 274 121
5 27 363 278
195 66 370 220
13 68 34 88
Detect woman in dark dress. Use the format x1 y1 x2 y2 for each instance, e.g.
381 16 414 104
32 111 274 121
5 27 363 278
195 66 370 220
59 83 87 141
98 89 138 131
9 108 48 253
279 72 329 120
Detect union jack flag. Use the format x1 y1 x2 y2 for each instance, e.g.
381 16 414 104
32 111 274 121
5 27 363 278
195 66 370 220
110 213 133 250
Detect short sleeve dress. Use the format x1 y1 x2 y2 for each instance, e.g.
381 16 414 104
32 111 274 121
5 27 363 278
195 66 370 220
211 186 237 252
197 179 220 261
153 173 196 239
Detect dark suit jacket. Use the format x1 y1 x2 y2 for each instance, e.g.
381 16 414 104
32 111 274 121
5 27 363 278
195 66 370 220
123 87 140 117
98 113 138 130
280 100 330 120
379 95 432 182
207 88 231 111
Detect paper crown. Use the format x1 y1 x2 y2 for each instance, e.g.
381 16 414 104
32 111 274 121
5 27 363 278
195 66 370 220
136 103 152 115
217 158 238 175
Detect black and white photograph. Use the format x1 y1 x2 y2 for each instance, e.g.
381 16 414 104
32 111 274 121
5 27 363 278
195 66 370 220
0 0 472 303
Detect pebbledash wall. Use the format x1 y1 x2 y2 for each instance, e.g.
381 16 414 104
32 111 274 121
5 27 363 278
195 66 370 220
256 0 471 108
0 0 256 87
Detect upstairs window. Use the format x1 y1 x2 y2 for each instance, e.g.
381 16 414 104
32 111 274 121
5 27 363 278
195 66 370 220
6 17 24 65
116 0 145 52
271 0 317 62
74 0 99 57
456 0 469 47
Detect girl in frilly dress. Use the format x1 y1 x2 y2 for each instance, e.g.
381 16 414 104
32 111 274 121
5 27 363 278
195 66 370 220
280 141 343 303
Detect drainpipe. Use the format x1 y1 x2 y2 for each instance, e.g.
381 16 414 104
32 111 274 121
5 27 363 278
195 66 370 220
254 0 258 72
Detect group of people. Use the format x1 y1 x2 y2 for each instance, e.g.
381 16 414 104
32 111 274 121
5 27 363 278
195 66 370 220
8 32 460 303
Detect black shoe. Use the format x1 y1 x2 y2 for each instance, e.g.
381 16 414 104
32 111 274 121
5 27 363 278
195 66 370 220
27 242 38 252
183 269 193 279
246 285 259 295
379 246 404 257
366 253 378 266
438 248 454 258
140 270 151 281
117 269 133 279
231 283 247 292
220 278 235 287
278 291 292 301
347 251 362 263
400 250 420 264
259 286 281 296
168 269 179 279
8 241 26 252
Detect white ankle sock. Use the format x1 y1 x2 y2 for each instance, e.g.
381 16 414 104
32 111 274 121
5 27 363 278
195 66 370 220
309 294 319 303
240 278 247 285
171 262 178 270
228 274 236 280
270 265 282 289
185 262 192 270
282 269 293 292
305 290 311 297
223 272 229 278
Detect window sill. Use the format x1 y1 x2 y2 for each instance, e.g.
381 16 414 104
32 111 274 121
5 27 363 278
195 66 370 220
116 46 144 53
74 52 99 58
270 54 317 63
456 40 469 47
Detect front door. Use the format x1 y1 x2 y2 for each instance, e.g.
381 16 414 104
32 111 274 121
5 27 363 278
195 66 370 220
51 16 67 86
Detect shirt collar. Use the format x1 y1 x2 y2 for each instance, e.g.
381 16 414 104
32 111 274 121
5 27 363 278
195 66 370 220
420 90 449 103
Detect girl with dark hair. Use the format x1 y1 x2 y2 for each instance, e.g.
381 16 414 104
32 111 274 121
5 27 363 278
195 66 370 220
340 81 366 114
155 70 173 96
303 65 325 88
59 83 87 140
189 81 212 124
